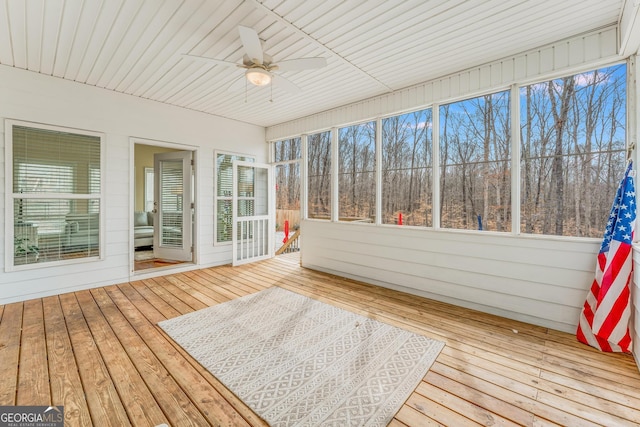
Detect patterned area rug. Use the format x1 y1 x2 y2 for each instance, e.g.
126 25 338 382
159 287 445 427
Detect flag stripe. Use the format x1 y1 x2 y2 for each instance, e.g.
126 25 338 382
577 161 635 353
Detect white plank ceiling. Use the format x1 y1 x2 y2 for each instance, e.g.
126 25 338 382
0 0 626 127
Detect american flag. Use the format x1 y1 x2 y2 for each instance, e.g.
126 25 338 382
577 161 636 352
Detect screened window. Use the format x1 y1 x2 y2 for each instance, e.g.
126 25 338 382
10 123 102 267
520 64 626 237
274 138 301 162
272 138 301 234
439 91 511 231
307 131 332 219
278 62 627 241
338 122 376 222
382 109 432 226
215 152 254 243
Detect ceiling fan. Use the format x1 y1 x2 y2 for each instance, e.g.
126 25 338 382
182 26 327 94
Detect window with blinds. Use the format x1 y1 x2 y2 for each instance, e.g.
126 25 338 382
215 152 254 243
9 123 102 268
159 159 183 248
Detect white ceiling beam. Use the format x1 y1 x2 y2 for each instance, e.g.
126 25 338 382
619 0 640 56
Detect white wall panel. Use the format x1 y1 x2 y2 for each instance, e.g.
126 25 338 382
267 26 620 140
0 65 266 304
301 220 600 334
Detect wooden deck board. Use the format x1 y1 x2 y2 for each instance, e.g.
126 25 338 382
42 296 92 426
74 289 169 427
0 302 23 406
111 282 264 427
58 292 131 426
90 287 210 427
1 252 639 426
415 380 525 426
17 299 50 405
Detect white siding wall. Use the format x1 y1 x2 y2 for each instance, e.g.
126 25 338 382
269 26 628 336
301 220 599 333
0 65 266 304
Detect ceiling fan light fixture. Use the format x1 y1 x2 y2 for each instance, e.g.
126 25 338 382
245 68 272 86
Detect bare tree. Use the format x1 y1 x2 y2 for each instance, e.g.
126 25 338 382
520 64 626 237
308 132 331 217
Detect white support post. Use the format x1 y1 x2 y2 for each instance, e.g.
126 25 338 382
375 118 382 225
301 134 308 220
510 83 522 235
431 104 440 229
331 128 339 222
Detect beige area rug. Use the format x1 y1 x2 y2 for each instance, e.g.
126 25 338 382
159 287 445 426
134 249 154 261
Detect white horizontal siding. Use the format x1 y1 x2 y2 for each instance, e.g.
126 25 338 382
267 25 620 140
301 220 600 333
0 65 266 305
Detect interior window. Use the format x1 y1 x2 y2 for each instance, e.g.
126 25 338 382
215 152 254 243
10 123 102 268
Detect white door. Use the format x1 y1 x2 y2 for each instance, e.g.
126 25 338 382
232 161 273 266
153 151 193 261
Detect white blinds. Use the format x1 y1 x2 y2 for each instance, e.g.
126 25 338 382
13 126 100 194
11 124 101 266
159 159 183 248
215 153 254 243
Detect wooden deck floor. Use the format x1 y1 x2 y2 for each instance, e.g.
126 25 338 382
1 252 639 426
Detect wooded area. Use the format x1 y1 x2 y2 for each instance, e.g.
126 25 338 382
274 138 301 230
307 131 332 219
520 65 626 237
440 90 511 231
287 64 626 238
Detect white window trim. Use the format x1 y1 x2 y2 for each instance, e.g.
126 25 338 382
5 119 106 272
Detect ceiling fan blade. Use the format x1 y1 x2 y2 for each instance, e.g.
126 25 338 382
181 54 239 67
238 26 264 64
273 74 301 94
274 57 327 72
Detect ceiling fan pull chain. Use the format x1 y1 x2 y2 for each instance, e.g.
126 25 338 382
270 81 273 103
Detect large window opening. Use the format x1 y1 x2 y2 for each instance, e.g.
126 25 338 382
307 131 332 220
296 62 627 240
520 64 627 237
338 122 376 223
382 109 433 226
273 138 301 253
439 91 511 231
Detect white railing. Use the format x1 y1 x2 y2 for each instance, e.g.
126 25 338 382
233 216 271 265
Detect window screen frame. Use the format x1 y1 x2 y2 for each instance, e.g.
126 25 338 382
5 119 105 271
